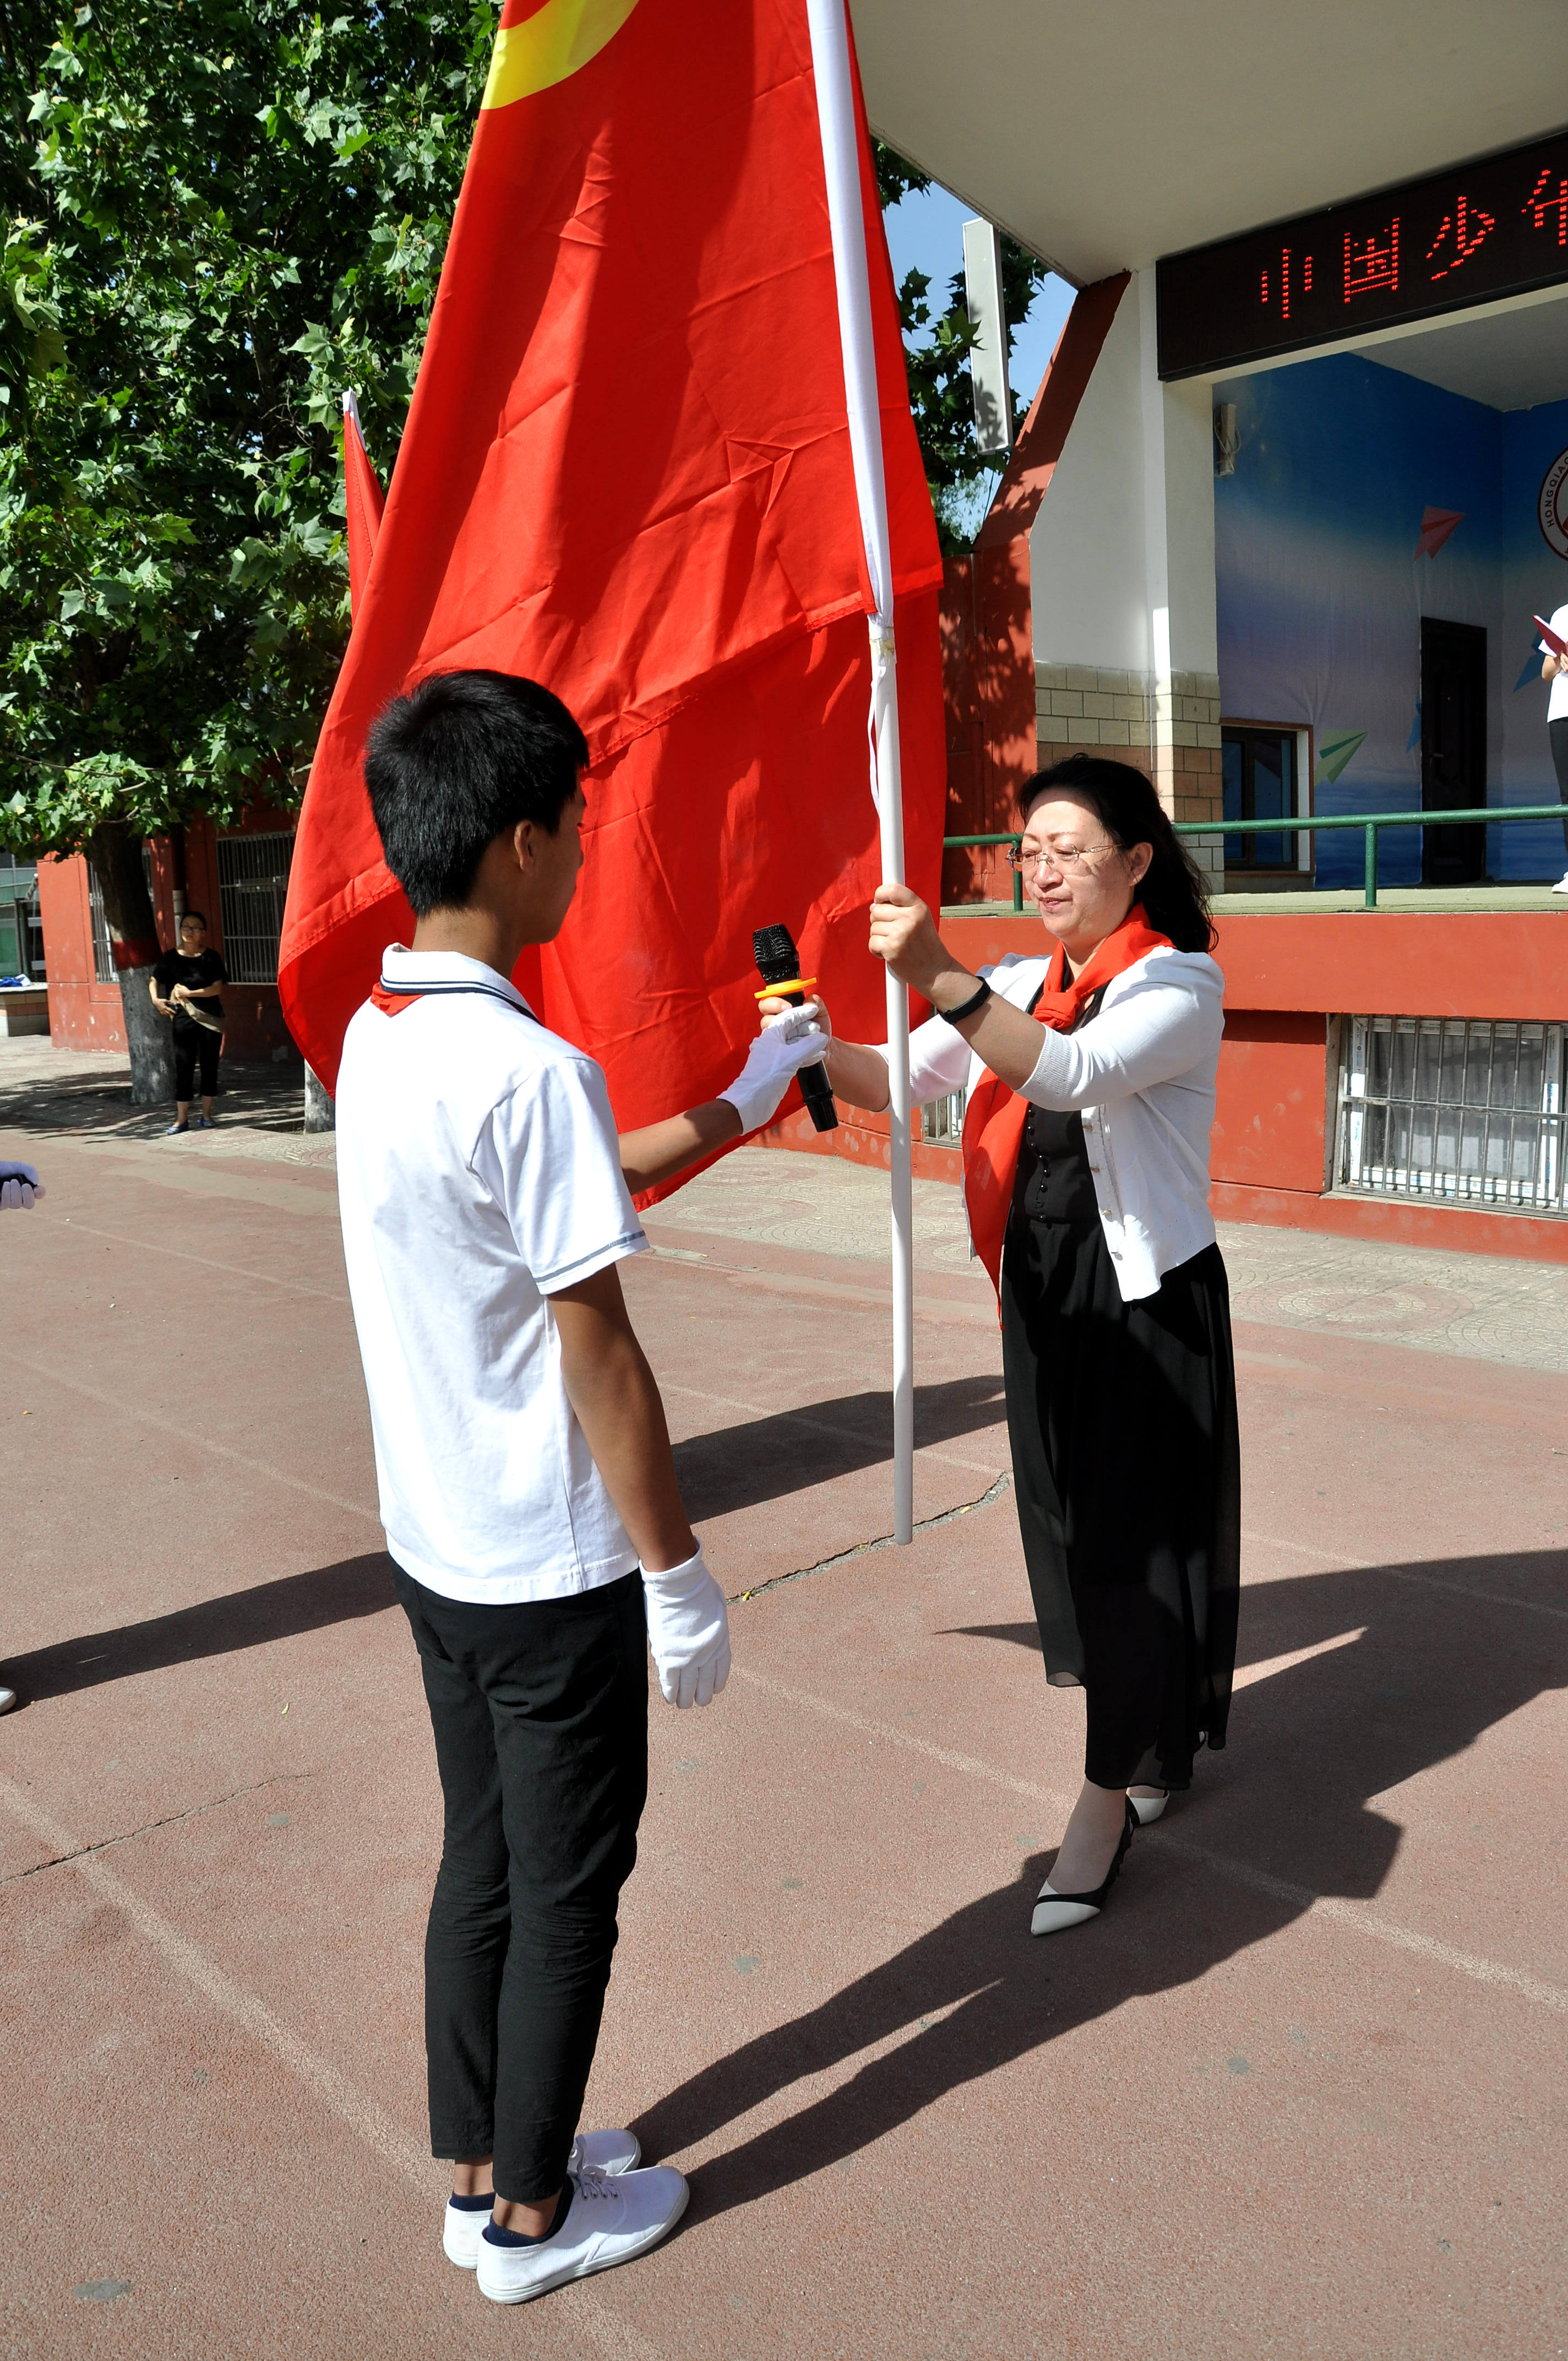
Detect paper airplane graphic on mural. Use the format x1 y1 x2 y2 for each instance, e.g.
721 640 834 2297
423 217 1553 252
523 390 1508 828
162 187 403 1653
1316 730 1366 785
1414 505 1464 559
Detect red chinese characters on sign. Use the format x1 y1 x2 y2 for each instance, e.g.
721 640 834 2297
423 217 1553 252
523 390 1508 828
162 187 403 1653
1343 220 1400 303
1259 246 1314 319
1425 194 1495 279
1523 167 1568 247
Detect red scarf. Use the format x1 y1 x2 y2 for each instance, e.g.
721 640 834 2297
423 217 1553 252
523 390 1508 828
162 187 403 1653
368 972 536 1020
960 910 1173 1299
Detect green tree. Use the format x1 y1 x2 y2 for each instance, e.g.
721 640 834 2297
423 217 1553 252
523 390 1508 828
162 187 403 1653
873 143 1050 551
0 12 1047 1094
0 0 492 1090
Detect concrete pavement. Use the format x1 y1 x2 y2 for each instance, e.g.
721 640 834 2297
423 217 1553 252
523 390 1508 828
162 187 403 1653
1 1040 1564 2360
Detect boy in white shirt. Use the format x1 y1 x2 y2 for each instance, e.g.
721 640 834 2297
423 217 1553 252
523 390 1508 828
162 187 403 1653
335 669 823 2305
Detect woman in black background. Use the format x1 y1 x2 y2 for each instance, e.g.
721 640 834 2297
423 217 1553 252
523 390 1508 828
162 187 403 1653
150 910 228 1132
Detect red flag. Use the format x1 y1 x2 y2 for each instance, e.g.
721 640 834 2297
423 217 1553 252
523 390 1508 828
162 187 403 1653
280 0 944 1177
341 391 385 617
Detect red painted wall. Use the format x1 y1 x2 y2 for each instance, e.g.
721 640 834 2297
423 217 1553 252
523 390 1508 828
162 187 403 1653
36 856 126 1051
1213 909 1568 1020
942 906 1568 1019
1210 1011 1330 1194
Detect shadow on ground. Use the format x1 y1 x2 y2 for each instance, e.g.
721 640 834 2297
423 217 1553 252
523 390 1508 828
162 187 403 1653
0 1058 306 1141
635 1547 1568 2217
673 1374 1006 1520
2 1555 396 1705
4 1376 1014 1705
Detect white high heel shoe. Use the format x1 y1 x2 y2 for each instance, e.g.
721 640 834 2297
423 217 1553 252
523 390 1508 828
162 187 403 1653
1129 1787 1168 1826
1031 1798 1136 1936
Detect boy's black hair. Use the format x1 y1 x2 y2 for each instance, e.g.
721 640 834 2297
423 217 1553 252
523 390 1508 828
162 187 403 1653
364 670 589 916
180 909 207 928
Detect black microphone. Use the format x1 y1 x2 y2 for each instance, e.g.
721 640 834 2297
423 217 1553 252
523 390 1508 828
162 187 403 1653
753 922 839 1134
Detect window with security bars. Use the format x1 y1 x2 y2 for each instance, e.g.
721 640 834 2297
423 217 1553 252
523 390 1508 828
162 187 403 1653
88 850 154 984
922 1089 967 1145
87 864 114 983
1336 1017 1566 1215
217 833 295 983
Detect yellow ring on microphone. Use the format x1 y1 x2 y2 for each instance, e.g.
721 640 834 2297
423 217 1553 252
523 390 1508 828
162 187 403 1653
753 977 817 1000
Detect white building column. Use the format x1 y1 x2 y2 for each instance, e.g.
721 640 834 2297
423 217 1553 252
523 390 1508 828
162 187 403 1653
1028 269 1224 887
1137 267 1223 889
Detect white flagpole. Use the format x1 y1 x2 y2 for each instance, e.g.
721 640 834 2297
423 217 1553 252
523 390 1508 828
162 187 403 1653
806 0 914 1544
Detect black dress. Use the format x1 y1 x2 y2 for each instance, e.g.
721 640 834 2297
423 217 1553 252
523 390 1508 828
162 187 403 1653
998 1082 1240 1792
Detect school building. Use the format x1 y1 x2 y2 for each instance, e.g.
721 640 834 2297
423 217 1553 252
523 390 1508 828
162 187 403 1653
29 4 1568 1259
763 4 1568 1264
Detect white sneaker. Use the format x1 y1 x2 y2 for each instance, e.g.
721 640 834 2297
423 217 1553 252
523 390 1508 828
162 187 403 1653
1551 872 1568 895
442 2129 641 2269
0 1685 15 1715
475 2163 688 2305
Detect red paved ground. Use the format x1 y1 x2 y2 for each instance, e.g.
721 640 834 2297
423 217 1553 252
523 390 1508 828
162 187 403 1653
1 1126 1564 2360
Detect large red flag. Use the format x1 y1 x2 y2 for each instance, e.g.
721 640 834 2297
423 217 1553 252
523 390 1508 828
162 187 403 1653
279 0 944 1177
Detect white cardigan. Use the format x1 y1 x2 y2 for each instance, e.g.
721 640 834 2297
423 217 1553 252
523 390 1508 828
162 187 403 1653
884 948 1225 1303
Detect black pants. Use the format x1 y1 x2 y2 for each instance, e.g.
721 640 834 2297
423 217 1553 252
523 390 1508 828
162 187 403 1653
1550 717 1568 861
393 1566 649 2202
171 1016 220 1100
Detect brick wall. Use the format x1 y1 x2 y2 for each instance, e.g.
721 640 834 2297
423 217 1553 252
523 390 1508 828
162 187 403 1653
1035 661 1224 891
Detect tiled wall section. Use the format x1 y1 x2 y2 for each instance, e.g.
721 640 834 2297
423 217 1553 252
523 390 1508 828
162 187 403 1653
1035 661 1150 750
1035 663 1225 889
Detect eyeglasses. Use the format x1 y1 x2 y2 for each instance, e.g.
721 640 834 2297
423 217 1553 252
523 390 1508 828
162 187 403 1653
1005 838 1119 877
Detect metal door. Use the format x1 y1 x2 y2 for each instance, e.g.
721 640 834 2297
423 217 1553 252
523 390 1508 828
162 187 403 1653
1420 618 1487 885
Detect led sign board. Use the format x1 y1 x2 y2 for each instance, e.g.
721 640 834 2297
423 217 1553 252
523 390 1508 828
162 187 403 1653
1157 128 1568 380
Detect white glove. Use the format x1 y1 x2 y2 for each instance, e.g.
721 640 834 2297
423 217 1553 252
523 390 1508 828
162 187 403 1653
761 994 831 1046
642 1544 731 1709
0 1161 42 1210
718 1018 829 1135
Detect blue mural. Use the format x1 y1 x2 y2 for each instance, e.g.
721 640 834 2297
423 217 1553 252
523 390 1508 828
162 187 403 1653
1215 352 1568 885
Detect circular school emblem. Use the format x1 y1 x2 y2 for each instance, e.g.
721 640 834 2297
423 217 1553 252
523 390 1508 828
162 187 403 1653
1539 447 1568 560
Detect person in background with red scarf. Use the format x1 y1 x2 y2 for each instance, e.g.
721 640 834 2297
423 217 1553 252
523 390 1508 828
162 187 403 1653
780 753 1239 1940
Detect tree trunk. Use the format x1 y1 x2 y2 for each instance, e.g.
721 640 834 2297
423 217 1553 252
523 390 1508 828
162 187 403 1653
303 1064 335 1132
88 819 174 1106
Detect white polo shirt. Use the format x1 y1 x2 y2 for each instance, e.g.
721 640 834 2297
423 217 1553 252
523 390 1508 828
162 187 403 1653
335 946 647 1604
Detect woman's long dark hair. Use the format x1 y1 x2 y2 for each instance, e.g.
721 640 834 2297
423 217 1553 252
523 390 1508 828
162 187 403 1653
1020 753 1216 954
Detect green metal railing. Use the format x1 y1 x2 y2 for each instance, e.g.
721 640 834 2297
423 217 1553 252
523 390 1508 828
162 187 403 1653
944 806 1568 912
945 829 1033 910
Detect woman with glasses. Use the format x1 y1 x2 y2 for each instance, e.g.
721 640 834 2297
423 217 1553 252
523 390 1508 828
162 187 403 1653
772 752 1238 1939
